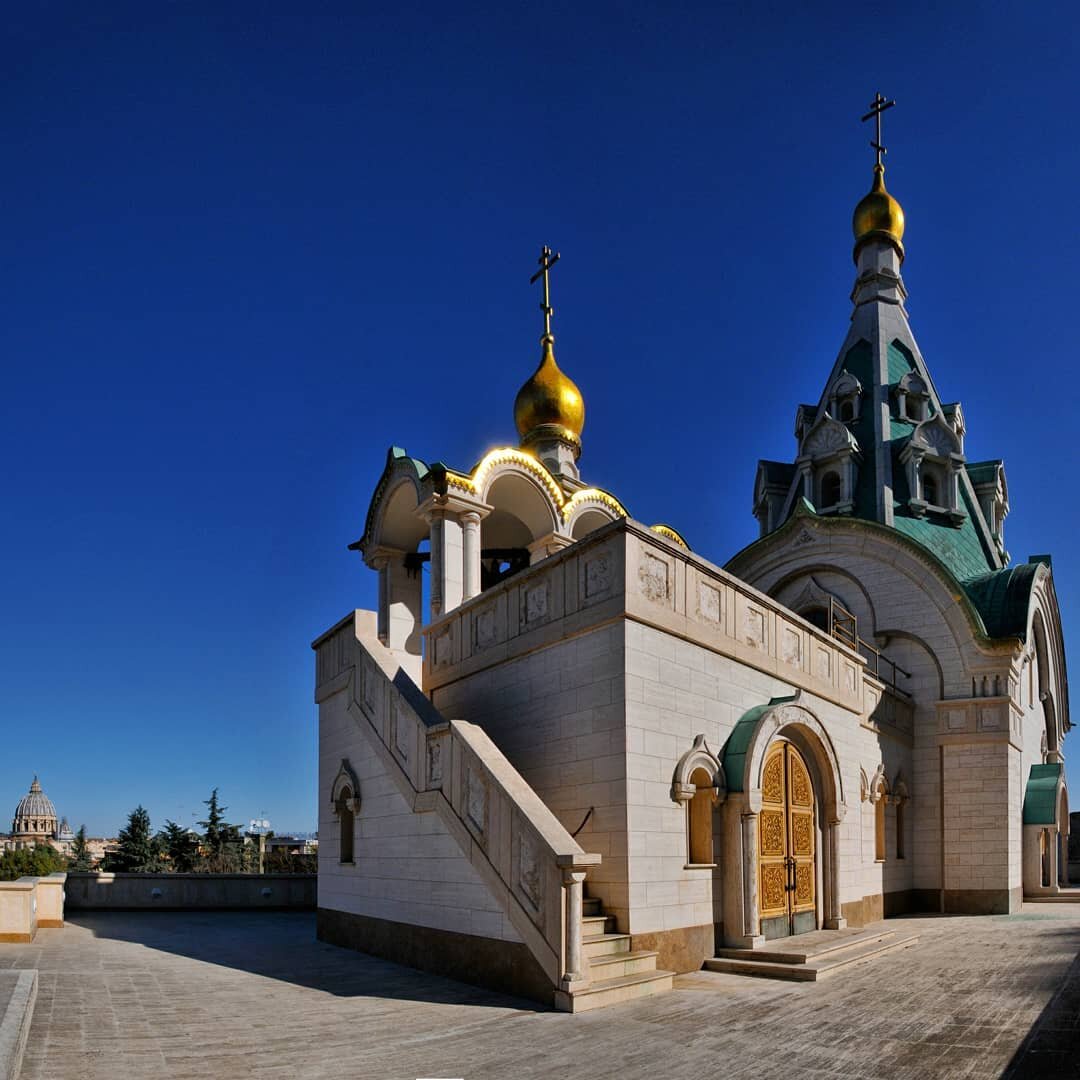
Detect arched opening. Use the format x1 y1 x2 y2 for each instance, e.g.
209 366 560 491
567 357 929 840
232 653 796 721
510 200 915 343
922 470 939 507
874 798 886 862
688 766 716 866
480 471 560 588
337 787 355 864
820 471 842 509
895 801 905 860
802 605 830 634
570 507 614 541
839 400 854 422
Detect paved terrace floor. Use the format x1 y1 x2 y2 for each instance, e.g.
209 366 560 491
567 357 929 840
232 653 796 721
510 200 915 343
1 906 1079 1079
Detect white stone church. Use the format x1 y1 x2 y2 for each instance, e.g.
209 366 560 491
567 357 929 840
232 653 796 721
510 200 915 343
313 138 1071 1010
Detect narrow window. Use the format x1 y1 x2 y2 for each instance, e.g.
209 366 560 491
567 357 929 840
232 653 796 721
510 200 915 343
821 471 842 508
874 797 886 861
923 471 939 506
896 802 905 860
840 400 854 422
687 767 714 865
338 788 355 864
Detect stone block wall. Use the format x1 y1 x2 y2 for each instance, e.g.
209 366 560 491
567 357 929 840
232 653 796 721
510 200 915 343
318 688 520 944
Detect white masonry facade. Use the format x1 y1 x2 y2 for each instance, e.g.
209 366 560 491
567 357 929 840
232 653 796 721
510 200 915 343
313 155 1070 1010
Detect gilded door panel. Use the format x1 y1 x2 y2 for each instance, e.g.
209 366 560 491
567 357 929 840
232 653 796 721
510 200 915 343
758 746 788 921
787 746 816 917
758 741 817 936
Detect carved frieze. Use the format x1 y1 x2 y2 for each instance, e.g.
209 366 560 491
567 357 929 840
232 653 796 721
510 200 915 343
698 581 722 624
584 553 611 598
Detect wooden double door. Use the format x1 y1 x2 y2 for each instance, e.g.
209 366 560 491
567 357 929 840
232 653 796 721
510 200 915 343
758 741 817 939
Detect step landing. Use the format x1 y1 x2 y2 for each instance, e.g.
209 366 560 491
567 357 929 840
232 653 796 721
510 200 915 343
705 924 919 982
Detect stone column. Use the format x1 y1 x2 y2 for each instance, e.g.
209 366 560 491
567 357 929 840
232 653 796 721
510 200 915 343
822 820 847 929
368 548 422 683
561 869 587 985
527 532 574 566
461 511 482 601
427 510 464 618
739 812 763 946
1048 826 1060 894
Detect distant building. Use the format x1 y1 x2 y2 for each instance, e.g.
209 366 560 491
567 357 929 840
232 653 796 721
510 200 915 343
266 835 317 856
8 776 59 851
2 775 113 862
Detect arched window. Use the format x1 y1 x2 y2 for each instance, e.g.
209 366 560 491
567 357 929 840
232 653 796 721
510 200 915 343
840 400 854 422
337 787 355 864
895 801 905 860
874 798 886 862
821 471 842 508
923 471 939 507
687 767 715 865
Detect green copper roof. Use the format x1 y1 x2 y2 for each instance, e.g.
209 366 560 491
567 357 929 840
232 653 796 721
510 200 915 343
964 563 1040 641
721 694 799 792
1023 763 1063 825
966 460 1002 487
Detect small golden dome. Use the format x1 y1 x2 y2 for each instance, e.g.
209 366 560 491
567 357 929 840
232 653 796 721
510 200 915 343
853 163 905 252
514 336 585 446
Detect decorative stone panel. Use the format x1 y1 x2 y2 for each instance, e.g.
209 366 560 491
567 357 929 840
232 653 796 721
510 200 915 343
433 628 453 668
523 581 549 626
392 701 411 762
474 605 497 651
782 627 802 666
697 581 722 624
744 605 765 649
465 764 488 841
518 830 542 913
583 551 612 601
638 551 669 603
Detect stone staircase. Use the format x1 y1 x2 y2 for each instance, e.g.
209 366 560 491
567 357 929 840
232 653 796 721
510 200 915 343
555 896 675 1012
704 924 919 982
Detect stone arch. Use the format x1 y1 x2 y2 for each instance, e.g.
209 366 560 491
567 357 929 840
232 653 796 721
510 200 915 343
477 459 562 554
361 448 430 556
330 759 361 812
671 734 726 804
742 698 846 821
564 489 626 541
770 565 879 641
722 694 848 944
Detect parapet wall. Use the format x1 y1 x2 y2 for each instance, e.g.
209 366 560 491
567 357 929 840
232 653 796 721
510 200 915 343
65 873 316 910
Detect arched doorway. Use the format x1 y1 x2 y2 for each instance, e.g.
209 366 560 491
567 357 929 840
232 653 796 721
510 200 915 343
759 741 817 939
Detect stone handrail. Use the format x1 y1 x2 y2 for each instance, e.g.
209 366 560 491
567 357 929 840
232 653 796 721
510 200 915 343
313 610 601 994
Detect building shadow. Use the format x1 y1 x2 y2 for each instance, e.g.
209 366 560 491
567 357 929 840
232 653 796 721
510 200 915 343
65 910 551 1013
1002 944 1080 1077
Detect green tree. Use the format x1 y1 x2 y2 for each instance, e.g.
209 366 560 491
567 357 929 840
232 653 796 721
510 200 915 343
197 789 244 871
102 806 162 872
0 844 67 882
158 820 199 872
69 825 94 872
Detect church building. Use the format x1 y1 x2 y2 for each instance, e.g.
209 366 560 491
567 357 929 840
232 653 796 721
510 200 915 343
313 105 1070 1010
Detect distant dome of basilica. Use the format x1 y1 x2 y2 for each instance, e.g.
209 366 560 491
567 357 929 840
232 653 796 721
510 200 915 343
13 776 58 831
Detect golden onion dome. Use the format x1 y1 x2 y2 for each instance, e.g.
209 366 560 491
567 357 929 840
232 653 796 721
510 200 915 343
513 336 585 446
853 163 905 254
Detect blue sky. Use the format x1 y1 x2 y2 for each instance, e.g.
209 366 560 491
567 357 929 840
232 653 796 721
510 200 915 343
2 4 1078 835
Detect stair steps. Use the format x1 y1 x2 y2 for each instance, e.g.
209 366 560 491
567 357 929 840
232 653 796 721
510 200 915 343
705 926 919 982
558 895 674 1012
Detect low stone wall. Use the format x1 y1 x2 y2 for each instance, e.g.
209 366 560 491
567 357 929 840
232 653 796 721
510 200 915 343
65 873 316 911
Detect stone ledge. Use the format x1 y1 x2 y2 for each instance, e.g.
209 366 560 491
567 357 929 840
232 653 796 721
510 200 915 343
0 971 37 1080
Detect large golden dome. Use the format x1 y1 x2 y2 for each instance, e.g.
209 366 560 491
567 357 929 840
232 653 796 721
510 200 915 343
514 336 585 445
853 163 905 254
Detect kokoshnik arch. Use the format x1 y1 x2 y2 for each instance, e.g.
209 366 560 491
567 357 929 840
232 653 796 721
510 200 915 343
312 99 1070 1010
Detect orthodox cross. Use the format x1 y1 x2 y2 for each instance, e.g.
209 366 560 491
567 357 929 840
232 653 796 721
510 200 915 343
861 92 896 167
530 245 561 338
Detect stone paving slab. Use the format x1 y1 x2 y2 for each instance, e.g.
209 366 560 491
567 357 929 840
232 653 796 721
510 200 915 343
1 906 1079 1078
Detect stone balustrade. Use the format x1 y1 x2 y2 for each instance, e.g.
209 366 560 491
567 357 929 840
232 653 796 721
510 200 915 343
313 610 600 995
423 518 869 716
0 872 65 943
